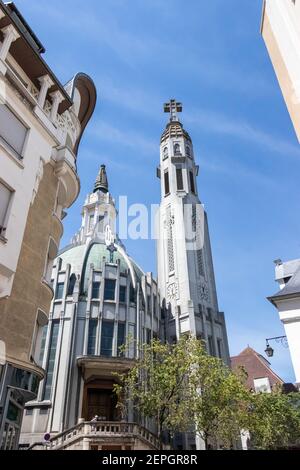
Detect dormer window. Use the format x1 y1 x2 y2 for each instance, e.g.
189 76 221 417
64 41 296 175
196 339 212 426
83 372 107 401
163 147 168 160
174 143 181 155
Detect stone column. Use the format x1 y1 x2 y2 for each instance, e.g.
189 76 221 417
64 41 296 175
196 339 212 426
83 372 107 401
0 24 19 61
0 24 19 74
50 90 64 122
38 74 54 108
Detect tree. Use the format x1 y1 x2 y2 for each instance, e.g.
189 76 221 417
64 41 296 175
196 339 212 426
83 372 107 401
114 336 300 450
246 389 300 450
114 336 250 448
114 338 196 446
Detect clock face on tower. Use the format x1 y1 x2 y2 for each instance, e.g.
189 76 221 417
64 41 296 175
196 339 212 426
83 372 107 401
167 282 179 301
199 283 209 302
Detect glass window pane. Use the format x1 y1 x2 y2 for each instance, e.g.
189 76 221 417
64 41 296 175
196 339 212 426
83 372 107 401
104 279 116 301
87 319 97 355
117 323 125 356
176 168 184 190
55 283 64 300
189 171 195 194
100 321 114 357
0 181 11 228
43 321 59 400
39 325 48 365
164 171 170 195
0 104 27 155
119 285 126 303
92 281 100 299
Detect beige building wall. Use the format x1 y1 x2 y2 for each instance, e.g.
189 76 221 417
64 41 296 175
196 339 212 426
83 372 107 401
0 1 96 450
0 163 59 375
261 0 300 142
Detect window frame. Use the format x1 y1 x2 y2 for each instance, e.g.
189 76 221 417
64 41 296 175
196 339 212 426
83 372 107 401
0 103 29 160
104 279 116 301
164 170 170 196
0 179 14 241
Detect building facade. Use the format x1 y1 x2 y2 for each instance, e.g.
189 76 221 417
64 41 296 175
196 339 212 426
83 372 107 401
20 166 161 450
261 0 300 142
20 101 230 451
0 1 96 450
268 259 300 386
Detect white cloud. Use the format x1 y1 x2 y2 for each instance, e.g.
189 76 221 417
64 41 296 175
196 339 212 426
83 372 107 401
88 121 157 155
187 109 300 159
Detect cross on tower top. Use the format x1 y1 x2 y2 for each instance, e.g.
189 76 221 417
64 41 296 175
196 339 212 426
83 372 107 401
164 99 182 122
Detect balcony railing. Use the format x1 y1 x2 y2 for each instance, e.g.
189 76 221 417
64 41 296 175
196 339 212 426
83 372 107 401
47 421 161 450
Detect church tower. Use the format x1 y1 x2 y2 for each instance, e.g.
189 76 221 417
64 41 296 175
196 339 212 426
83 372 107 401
71 164 117 246
157 100 230 364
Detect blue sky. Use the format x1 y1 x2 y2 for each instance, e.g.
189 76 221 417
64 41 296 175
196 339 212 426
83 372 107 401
17 0 300 382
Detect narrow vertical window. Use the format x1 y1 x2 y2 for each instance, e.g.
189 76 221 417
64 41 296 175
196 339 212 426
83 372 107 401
67 273 76 296
117 323 126 356
189 171 195 194
0 181 12 237
129 284 135 303
176 168 184 191
38 324 48 366
101 321 114 357
88 214 94 232
164 171 170 195
92 281 100 299
87 319 97 355
208 336 215 356
217 339 223 358
55 282 64 300
119 285 126 303
43 321 59 400
104 279 116 301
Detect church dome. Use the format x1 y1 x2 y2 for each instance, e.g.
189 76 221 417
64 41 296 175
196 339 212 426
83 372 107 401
160 121 192 144
58 241 145 295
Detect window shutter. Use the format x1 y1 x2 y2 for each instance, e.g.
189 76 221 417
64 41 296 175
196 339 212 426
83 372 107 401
0 182 11 227
0 104 27 155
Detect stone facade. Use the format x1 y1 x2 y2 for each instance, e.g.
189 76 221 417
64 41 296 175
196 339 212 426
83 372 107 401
0 1 96 450
20 168 161 449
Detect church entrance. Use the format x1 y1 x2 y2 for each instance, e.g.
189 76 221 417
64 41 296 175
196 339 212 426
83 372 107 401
82 379 118 421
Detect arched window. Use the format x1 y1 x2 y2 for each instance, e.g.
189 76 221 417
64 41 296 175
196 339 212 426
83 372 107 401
67 273 77 296
174 143 181 155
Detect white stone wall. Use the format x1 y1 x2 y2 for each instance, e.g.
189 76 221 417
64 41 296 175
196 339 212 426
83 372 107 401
157 121 229 365
275 297 300 383
262 0 300 141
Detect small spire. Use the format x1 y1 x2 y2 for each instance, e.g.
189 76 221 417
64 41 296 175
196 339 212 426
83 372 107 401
94 164 108 193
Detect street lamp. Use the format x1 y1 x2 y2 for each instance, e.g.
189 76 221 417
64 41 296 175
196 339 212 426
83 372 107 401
264 336 288 358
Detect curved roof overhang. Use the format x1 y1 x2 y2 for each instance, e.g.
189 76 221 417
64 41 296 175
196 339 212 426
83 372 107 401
64 73 97 156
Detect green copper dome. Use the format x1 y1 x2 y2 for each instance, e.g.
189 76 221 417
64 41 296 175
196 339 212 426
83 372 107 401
58 241 145 295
